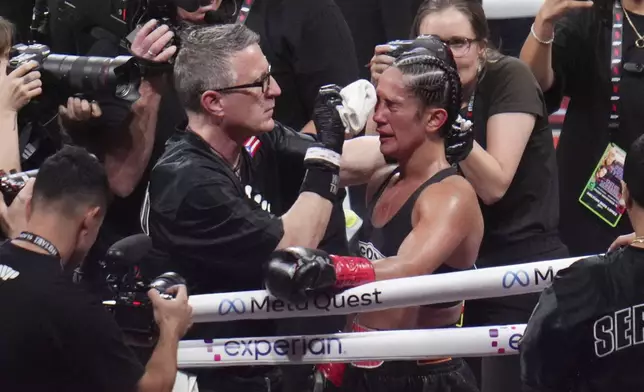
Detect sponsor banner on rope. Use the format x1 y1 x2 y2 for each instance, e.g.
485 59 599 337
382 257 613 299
177 325 529 368
189 256 585 324
217 289 384 316
487 325 524 354
501 265 555 289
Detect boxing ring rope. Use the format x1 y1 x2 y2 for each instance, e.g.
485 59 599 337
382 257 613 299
177 325 527 368
484 0 543 19
188 255 587 323
177 255 594 368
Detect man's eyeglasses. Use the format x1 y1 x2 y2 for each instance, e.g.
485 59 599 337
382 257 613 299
441 37 477 58
213 65 272 94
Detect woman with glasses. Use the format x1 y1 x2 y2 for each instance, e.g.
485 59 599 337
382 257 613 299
369 1 568 392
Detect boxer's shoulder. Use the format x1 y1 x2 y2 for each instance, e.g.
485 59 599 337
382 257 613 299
365 164 398 204
411 175 479 223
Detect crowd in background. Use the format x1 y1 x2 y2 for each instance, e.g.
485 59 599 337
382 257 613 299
1 0 644 392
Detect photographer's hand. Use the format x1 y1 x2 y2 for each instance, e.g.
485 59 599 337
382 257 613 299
58 97 102 127
148 285 193 340
130 19 178 63
0 179 34 238
0 60 43 112
369 45 395 86
138 285 192 392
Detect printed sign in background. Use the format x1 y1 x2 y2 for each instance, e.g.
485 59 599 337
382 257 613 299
578 144 627 227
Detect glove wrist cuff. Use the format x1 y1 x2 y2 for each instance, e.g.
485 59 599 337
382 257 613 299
304 146 341 169
300 166 340 203
316 363 347 388
329 255 376 288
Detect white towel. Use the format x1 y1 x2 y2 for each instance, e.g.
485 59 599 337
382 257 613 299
338 79 377 136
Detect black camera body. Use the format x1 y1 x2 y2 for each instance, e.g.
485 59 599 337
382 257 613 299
386 35 454 68
100 234 186 346
387 39 420 58
8 43 142 103
0 170 38 205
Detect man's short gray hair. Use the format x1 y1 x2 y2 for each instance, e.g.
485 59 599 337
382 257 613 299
174 24 260 113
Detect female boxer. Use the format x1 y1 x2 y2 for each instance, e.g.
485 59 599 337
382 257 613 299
369 1 569 391
266 37 482 392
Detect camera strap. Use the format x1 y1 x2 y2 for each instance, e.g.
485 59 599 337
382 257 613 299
237 0 256 24
17 231 60 258
609 1 625 140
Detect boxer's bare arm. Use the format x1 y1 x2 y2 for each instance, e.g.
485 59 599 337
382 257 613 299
339 136 387 187
371 179 480 280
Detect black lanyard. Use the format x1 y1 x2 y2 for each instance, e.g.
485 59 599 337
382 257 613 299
609 1 625 137
465 91 475 121
17 231 60 258
237 0 255 24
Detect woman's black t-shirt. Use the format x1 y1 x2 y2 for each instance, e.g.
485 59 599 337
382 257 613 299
548 7 644 256
466 55 561 265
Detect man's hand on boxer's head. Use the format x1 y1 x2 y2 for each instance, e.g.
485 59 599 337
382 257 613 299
130 19 178 63
313 84 346 155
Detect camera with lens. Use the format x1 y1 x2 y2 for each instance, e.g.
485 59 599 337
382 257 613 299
0 170 38 206
99 234 186 346
8 43 142 103
386 35 451 61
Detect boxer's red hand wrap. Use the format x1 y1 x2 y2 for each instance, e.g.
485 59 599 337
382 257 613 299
329 255 376 288
316 362 347 387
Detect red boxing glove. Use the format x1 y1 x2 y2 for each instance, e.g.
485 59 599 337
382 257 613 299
316 362 347 387
329 255 376 288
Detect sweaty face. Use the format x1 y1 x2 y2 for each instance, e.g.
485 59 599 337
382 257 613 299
373 67 428 161
419 7 482 94
221 44 281 138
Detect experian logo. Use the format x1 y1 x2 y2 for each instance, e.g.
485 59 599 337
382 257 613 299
213 337 343 361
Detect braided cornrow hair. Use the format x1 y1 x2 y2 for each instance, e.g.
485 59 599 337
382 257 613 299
393 45 462 137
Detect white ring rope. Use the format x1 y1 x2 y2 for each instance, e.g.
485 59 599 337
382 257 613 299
177 324 527 368
188 255 590 323
484 0 543 19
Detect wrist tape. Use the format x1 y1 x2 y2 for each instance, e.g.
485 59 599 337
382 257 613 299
300 167 340 202
301 146 341 202
304 146 341 170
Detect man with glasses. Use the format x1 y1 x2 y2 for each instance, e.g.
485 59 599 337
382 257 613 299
140 23 349 392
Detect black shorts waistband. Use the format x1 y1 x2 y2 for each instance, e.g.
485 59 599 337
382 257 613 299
349 358 466 376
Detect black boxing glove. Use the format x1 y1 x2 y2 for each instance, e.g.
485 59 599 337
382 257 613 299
300 85 346 202
264 247 376 303
312 84 345 156
445 114 474 165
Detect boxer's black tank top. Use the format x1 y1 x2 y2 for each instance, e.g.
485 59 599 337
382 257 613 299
358 165 465 308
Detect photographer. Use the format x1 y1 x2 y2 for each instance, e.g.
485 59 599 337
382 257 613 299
0 146 193 392
0 16 42 174
53 20 180 286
